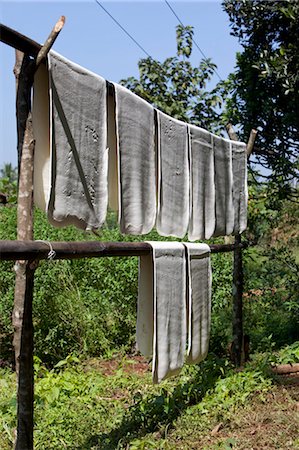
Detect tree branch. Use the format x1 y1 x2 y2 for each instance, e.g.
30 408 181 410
226 123 238 141
36 16 65 67
246 129 257 156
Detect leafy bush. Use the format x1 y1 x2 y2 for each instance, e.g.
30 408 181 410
210 252 233 354
1 207 142 364
243 245 299 352
0 163 18 204
3 342 299 449
0 205 234 366
1 194 298 366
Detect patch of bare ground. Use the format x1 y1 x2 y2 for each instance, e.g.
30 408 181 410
79 356 299 448
181 376 299 449
83 354 150 376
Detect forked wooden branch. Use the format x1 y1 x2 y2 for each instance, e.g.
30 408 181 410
246 129 258 157
36 16 65 66
226 122 258 156
226 123 238 142
13 17 65 450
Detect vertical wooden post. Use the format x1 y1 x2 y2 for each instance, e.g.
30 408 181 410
13 57 35 373
15 262 37 450
226 124 243 366
12 17 65 450
13 52 37 450
226 124 257 367
232 234 243 366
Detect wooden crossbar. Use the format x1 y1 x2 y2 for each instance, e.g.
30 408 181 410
0 23 42 55
0 240 248 261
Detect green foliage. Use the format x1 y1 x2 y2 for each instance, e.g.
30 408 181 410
1 200 298 366
0 355 231 449
268 341 299 366
0 164 17 184
223 0 299 197
2 342 299 449
0 164 18 204
0 204 232 366
210 252 233 354
176 25 193 58
243 246 299 351
120 25 222 132
0 206 144 365
242 183 299 352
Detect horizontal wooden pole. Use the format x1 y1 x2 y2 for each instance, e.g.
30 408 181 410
0 240 249 261
271 363 299 375
0 24 42 56
0 23 117 95
1 19 65 68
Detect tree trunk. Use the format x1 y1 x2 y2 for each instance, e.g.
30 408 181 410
15 262 36 450
13 51 35 375
11 19 65 450
13 51 36 450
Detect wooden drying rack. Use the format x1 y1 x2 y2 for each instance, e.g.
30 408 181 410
0 20 256 450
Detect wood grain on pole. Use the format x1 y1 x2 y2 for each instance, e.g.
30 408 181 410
15 263 36 450
0 240 250 261
246 129 258 157
226 123 242 367
0 23 41 55
225 123 257 367
13 53 36 450
271 363 299 375
35 16 65 66
13 52 35 376
226 123 238 142
13 17 65 450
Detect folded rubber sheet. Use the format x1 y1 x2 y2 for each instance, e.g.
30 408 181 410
188 125 215 240
32 51 247 237
137 242 187 383
188 129 247 239
33 51 108 230
137 241 212 383
156 111 189 238
184 243 211 364
113 83 156 235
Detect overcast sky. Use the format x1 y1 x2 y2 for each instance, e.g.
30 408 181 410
0 0 241 167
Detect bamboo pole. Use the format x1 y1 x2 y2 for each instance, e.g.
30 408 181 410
13 17 65 450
